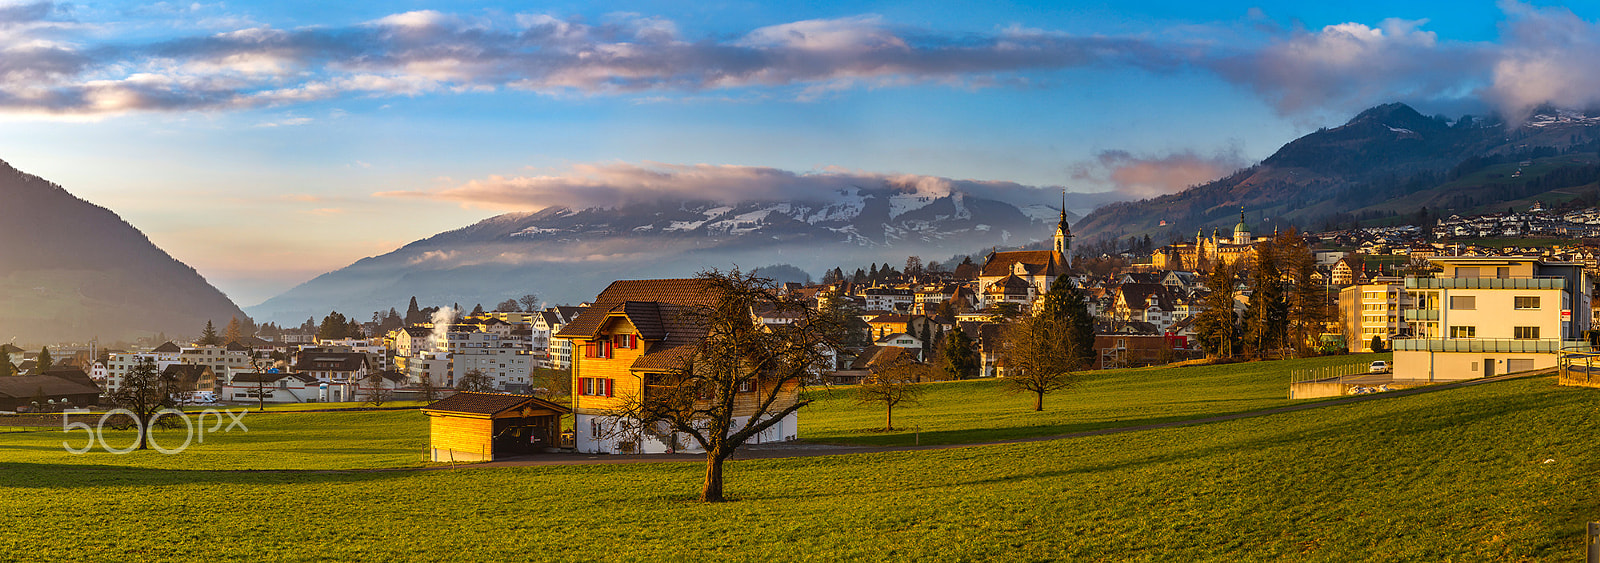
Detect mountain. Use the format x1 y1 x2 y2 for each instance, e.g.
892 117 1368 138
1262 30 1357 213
249 185 1077 324
1073 103 1600 245
0 160 248 343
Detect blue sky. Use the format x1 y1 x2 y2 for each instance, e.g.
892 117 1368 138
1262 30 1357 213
1 1 1598 305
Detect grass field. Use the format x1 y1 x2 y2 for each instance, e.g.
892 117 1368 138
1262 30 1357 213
804 354 1387 446
0 409 429 470
1 370 1594 560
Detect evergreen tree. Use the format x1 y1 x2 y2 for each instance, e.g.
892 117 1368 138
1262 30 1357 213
471 303 485 315
35 347 52 373
1035 275 1096 370
0 347 12 377
405 296 422 325
317 311 350 340
852 268 867 283
1243 243 1289 358
919 322 933 361
939 329 980 380
200 320 220 346
1195 263 1241 358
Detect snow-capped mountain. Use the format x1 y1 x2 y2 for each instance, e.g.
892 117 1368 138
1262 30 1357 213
248 184 1077 323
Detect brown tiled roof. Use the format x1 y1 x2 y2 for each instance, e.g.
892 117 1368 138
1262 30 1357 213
555 278 720 373
1117 283 1174 312
152 341 181 353
225 341 250 351
42 369 97 391
422 392 570 416
0 374 102 399
293 352 370 372
980 250 1062 277
620 301 667 340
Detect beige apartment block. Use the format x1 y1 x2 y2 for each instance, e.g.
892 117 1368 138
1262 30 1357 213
1339 277 1412 352
1393 257 1590 381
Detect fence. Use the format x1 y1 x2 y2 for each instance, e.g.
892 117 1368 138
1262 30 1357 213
1558 344 1600 388
1289 363 1374 385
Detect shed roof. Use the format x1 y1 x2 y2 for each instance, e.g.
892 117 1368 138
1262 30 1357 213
422 392 571 416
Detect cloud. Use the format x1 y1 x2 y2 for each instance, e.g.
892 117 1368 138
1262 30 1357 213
0 5 1596 121
1486 1 1600 123
375 161 1088 211
0 9 1192 115
1208 18 1492 117
1071 147 1249 199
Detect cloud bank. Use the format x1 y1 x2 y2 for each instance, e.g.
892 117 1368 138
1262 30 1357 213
375 161 1115 211
1071 147 1251 200
0 2 1596 123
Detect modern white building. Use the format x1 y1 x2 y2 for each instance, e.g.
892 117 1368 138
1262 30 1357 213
1393 257 1590 380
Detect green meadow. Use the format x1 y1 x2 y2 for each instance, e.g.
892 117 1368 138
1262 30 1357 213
804 353 1387 446
2 353 1595 561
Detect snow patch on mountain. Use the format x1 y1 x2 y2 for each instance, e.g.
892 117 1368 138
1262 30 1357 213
888 193 936 219
1019 204 1062 223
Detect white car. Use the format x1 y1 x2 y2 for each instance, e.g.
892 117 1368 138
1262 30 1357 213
1369 361 1389 373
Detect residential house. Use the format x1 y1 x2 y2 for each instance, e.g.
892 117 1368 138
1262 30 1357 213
554 278 800 455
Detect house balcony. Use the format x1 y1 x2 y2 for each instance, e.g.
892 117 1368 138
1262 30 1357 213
1404 276 1566 290
1390 338 1585 353
1403 309 1440 321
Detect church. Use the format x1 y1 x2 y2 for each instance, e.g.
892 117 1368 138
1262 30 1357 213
1151 209 1264 272
977 203 1072 311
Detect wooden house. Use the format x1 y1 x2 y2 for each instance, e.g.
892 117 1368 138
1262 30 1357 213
421 392 571 462
554 278 802 455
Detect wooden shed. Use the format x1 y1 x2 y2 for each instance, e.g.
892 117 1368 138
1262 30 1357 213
421 392 571 462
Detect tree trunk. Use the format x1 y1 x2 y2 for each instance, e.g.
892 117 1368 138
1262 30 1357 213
1034 389 1043 411
701 452 727 502
138 419 149 450
885 404 893 431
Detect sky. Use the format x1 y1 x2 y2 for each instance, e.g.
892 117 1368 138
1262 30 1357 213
2 0 1599 306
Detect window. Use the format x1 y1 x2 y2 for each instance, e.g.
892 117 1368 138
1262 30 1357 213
1496 267 1511 279
1514 296 1540 309
737 380 755 393
1449 296 1476 310
1449 326 1476 338
579 378 614 397
1456 267 1479 278
1513 326 1540 339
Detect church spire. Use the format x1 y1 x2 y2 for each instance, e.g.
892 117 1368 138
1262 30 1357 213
1054 188 1073 257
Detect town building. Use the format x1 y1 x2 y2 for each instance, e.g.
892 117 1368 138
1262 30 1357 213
1338 278 1414 352
555 278 800 455
1393 256 1591 380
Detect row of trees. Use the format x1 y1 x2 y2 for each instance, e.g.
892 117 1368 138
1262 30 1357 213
0 346 51 376
1193 229 1331 359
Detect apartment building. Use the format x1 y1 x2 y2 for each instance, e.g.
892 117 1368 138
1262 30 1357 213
1393 257 1591 380
1338 277 1414 352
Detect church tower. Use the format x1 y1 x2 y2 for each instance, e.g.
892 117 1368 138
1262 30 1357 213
1233 207 1252 245
1053 190 1073 258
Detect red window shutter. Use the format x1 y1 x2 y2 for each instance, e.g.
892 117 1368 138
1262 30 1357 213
605 379 614 397
630 334 637 348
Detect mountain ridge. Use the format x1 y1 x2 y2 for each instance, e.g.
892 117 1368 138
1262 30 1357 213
0 160 249 343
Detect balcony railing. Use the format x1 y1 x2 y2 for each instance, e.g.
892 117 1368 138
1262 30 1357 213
1391 338 1585 353
1403 309 1440 321
1404 276 1565 290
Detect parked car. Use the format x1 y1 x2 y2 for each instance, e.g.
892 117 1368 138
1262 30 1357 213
1369 360 1390 373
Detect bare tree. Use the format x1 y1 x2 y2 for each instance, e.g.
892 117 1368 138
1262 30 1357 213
855 354 928 430
456 369 496 393
999 314 1081 411
361 372 394 406
611 268 840 502
518 293 540 312
417 369 439 403
108 358 180 450
494 299 520 313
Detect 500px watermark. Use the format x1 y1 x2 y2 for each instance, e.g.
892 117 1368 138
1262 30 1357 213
61 409 249 454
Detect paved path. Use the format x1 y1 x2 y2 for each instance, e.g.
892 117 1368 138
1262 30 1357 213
427 368 1551 472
